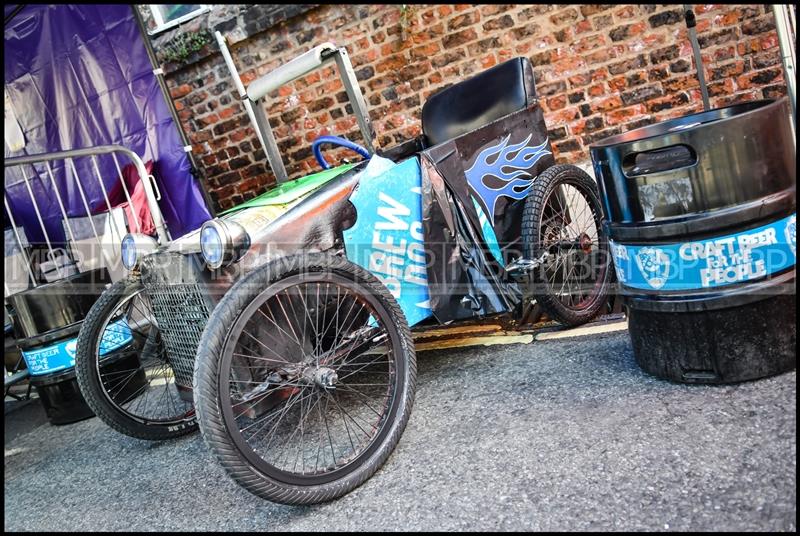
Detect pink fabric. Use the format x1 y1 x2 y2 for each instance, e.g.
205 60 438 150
100 160 156 236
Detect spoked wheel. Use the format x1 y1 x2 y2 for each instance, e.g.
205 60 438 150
194 253 416 505
75 276 197 440
522 164 613 326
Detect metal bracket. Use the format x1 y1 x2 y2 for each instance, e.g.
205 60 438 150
460 294 483 311
505 252 550 280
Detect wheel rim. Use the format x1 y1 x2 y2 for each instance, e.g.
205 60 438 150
94 287 194 425
536 179 609 312
218 272 404 486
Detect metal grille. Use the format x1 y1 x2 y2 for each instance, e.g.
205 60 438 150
144 282 210 389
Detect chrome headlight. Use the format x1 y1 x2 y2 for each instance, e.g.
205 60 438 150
199 219 249 269
120 233 158 270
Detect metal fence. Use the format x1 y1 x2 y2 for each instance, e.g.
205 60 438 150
4 145 169 295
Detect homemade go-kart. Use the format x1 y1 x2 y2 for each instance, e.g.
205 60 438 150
75 43 613 504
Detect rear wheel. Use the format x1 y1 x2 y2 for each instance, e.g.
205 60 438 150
75 276 197 440
194 253 416 505
522 164 613 326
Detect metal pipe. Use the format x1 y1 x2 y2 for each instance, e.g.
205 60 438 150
250 101 289 183
4 194 37 288
773 4 796 135
4 369 29 388
111 153 142 233
43 161 78 245
333 47 376 154
131 5 217 217
4 4 26 26
91 155 127 247
684 5 710 110
248 42 337 101
66 158 116 272
6 145 169 243
20 165 63 278
215 31 267 152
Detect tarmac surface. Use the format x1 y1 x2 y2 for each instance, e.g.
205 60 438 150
4 329 796 531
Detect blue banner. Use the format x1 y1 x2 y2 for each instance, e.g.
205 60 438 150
344 157 433 326
610 213 796 292
23 319 134 376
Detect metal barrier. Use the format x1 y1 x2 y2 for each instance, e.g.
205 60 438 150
773 4 796 133
4 145 170 294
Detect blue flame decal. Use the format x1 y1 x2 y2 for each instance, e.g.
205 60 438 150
471 195 505 266
464 133 551 221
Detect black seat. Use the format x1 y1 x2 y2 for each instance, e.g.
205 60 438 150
421 57 536 147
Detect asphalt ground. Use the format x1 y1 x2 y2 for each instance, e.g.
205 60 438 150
4 330 796 531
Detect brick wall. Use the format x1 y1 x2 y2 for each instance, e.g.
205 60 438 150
144 4 788 212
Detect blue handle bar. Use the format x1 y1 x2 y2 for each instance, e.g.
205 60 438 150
311 135 370 170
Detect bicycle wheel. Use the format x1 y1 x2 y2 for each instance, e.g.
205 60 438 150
194 253 416 505
522 164 613 326
75 276 197 440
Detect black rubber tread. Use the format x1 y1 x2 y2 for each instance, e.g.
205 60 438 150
75 275 198 440
521 164 612 326
193 252 416 505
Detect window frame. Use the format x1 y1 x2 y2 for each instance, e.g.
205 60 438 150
148 4 210 35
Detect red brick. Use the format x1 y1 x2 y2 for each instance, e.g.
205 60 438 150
588 84 606 97
605 104 647 125
573 35 608 54
595 96 623 112
196 114 219 128
480 54 497 69
546 107 581 125
169 84 192 99
153 4 788 213
448 11 479 32
546 94 567 111
608 77 626 92
376 55 407 73
217 106 238 120
442 28 478 48
575 20 593 34
410 42 440 60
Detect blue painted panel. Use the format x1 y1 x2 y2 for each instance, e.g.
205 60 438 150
344 157 433 326
23 318 133 376
610 213 796 291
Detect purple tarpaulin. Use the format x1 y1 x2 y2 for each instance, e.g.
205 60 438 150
4 4 211 244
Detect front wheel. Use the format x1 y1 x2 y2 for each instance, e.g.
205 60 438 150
75 275 197 440
193 253 416 505
521 164 613 326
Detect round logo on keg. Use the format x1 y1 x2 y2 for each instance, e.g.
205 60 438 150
785 214 796 257
635 247 671 290
65 339 77 359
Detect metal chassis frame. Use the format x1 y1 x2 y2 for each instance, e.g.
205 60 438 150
215 37 375 184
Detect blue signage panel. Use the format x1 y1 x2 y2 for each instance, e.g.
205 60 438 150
610 213 796 292
22 319 133 376
344 157 433 327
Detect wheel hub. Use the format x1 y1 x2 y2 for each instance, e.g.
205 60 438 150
579 232 593 253
302 366 338 389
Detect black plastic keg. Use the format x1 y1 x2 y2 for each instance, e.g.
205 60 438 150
590 98 796 383
9 267 146 424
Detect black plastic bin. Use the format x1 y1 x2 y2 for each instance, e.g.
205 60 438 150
590 98 796 384
11 267 146 424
